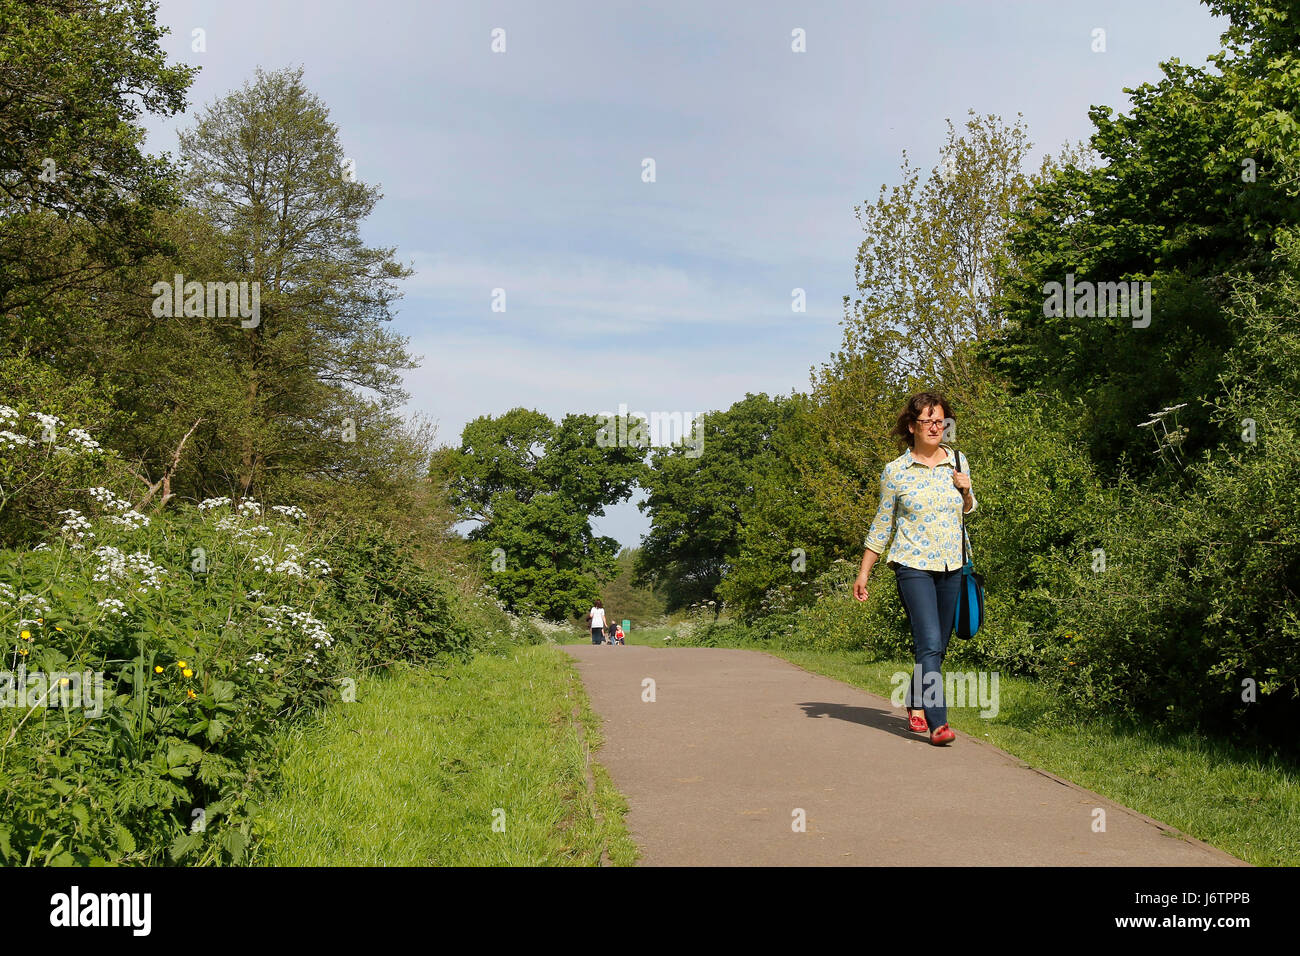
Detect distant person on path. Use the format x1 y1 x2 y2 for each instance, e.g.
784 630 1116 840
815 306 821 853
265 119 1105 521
852 391 975 747
614 624 625 645
588 601 608 645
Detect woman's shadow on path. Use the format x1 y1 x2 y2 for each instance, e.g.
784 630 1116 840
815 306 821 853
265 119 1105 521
797 701 922 742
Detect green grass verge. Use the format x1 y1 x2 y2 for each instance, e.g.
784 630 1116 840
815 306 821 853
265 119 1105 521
571 621 1296 867
250 644 637 866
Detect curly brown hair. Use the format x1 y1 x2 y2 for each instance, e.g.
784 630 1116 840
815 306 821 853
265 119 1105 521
890 391 953 448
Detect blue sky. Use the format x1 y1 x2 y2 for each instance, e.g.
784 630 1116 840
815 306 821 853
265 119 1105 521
144 0 1228 546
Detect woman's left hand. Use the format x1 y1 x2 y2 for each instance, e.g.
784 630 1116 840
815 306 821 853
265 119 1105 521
952 472 971 493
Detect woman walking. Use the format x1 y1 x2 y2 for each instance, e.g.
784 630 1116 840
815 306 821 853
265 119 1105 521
852 391 975 746
588 600 608 645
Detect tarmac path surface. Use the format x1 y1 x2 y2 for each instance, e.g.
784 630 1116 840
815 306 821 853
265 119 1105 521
560 644 1247 866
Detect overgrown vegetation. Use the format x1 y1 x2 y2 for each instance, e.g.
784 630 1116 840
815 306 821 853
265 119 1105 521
0 400 542 864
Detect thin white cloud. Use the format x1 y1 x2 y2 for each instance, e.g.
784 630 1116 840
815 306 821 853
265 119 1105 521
400 250 841 334
401 328 808 441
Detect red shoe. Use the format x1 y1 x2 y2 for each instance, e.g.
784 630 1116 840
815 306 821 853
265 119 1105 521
907 711 928 733
929 724 956 746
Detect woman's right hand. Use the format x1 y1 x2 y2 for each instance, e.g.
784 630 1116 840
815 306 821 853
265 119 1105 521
853 573 870 602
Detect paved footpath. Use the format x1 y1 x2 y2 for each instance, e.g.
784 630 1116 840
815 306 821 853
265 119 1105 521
560 644 1247 866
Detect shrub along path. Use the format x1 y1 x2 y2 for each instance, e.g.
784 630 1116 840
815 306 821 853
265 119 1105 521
560 644 1247 866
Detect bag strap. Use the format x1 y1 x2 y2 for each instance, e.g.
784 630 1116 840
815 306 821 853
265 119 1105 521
953 446 968 567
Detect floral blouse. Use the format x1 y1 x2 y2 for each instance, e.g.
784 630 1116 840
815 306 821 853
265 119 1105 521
864 444 976 571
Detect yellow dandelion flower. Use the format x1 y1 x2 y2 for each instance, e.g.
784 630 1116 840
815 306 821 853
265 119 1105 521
186 688 197 699
17 648 27 656
154 665 164 673
55 626 63 632
182 668 193 678
20 630 30 640
177 660 188 669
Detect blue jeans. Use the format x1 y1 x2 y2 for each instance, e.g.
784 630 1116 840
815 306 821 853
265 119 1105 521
894 564 961 730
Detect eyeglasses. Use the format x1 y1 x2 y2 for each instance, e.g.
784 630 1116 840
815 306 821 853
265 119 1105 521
914 419 946 430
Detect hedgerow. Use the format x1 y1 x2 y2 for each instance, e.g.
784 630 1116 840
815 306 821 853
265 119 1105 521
0 401 539 865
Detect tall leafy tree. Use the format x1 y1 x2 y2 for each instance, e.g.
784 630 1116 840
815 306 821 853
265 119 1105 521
716 394 836 619
636 393 792 613
840 111 1079 403
177 66 416 500
435 408 646 620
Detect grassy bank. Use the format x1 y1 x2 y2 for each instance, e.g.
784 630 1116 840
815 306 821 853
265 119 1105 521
593 619 1296 867
251 644 637 865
